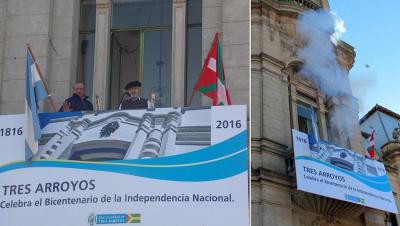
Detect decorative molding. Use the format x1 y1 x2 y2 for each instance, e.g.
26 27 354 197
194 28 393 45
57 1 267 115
252 167 295 188
292 192 366 219
173 0 186 3
96 2 110 9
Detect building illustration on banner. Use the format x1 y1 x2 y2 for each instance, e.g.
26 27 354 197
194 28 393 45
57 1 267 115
309 141 382 177
36 107 211 161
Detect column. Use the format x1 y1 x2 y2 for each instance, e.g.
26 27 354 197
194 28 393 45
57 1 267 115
140 129 163 159
221 0 250 105
289 78 299 130
92 0 111 109
202 0 222 106
159 112 180 156
363 208 386 226
171 0 187 107
0 0 6 113
125 115 153 159
317 93 328 140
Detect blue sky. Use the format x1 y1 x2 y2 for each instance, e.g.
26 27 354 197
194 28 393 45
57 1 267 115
329 1 400 118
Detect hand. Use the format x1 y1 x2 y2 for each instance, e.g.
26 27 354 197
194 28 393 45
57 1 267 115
62 102 73 112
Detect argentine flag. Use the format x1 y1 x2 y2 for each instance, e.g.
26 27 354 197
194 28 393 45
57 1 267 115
25 49 48 160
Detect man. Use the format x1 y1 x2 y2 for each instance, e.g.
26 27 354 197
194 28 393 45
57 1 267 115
119 81 150 110
59 82 93 112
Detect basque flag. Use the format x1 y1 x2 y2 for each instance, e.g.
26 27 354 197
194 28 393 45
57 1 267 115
25 49 48 160
193 33 232 105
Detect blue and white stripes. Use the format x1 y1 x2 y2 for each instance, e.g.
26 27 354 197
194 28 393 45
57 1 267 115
25 49 48 160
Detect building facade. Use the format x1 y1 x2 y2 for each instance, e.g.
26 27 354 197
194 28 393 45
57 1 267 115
0 0 249 114
251 0 398 225
360 104 400 158
36 107 212 161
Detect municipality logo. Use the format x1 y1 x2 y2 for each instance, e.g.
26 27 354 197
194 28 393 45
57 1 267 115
88 213 96 226
88 213 141 225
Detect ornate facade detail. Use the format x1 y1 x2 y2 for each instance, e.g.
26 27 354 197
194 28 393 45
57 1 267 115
292 192 366 219
100 121 120 138
392 125 400 141
35 108 212 161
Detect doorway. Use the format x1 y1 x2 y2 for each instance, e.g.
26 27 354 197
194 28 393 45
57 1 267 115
109 29 171 109
110 31 140 109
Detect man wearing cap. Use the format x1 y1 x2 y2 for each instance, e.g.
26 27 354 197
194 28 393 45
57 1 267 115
119 81 149 110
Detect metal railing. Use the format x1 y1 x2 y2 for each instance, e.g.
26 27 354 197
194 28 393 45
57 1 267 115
274 0 321 10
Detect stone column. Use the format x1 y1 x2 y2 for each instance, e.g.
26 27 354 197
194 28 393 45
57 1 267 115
363 208 386 226
201 0 222 106
0 0 52 114
47 0 81 111
125 115 153 159
92 0 111 109
382 141 400 220
289 78 299 130
0 0 6 113
171 0 186 107
317 93 328 140
159 112 180 156
221 0 250 105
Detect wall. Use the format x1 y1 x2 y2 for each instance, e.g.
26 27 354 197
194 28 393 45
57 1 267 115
0 0 79 114
202 0 250 106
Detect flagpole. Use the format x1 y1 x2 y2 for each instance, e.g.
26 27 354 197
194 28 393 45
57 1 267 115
187 90 196 106
26 44 57 112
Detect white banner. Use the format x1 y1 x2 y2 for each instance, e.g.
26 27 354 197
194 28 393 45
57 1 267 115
292 129 398 213
0 114 24 165
0 106 249 226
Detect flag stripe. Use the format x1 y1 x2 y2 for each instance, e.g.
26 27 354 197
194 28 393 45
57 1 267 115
198 83 217 94
25 49 48 158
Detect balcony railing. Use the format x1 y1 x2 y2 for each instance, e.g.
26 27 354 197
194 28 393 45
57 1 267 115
274 0 321 10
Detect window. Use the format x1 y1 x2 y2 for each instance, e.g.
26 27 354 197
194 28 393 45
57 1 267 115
112 0 172 29
297 101 320 143
78 0 96 100
185 0 202 106
109 0 173 108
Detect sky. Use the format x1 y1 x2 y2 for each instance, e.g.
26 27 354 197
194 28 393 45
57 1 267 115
329 1 400 118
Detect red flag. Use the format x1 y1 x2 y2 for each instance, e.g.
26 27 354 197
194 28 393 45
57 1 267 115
366 130 376 158
193 33 232 105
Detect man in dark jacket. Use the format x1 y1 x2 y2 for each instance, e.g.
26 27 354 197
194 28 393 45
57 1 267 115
59 82 93 112
119 81 149 110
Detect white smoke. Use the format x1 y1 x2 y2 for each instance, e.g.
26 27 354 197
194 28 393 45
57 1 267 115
350 72 377 114
297 10 351 97
297 10 360 143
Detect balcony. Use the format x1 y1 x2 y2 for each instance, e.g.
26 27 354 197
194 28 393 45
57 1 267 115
273 0 321 10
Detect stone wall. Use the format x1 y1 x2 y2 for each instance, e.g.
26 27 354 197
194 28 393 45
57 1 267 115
0 0 78 114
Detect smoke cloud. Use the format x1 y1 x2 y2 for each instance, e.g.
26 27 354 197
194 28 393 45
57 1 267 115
350 72 377 114
296 10 360 144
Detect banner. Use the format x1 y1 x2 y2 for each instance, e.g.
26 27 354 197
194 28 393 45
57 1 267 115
0 114 24 165
292 129 398 213
0 106 249 226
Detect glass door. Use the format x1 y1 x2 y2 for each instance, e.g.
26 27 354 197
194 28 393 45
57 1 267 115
109 31 141 109
109 0 173 109
142 30 171 107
